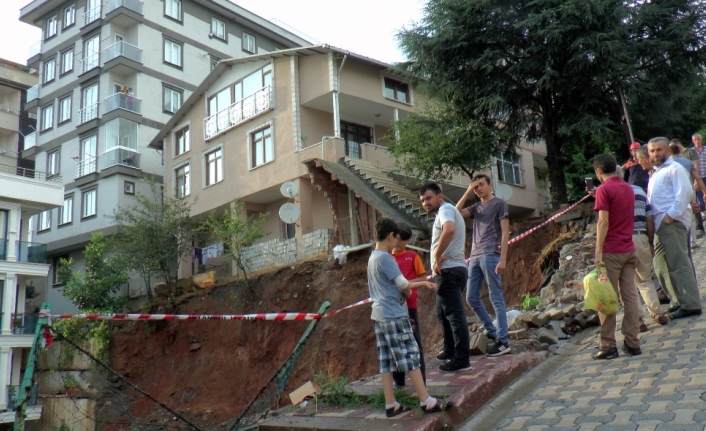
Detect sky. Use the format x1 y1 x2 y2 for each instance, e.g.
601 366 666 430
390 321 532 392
0 0 426 66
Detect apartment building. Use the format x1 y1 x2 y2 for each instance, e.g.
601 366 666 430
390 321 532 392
148 45 551 279
18 0 312 313
0 58 64 422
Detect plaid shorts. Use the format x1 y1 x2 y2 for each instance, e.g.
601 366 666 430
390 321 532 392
373 317 420 374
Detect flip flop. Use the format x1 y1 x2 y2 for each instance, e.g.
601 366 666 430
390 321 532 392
422 400 454 414
386 404 412 418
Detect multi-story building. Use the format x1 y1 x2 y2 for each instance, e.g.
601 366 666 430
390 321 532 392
18 0 312 313
0 57 64 422
148 45 551 279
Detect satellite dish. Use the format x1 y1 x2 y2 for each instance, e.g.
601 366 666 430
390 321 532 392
279 202 300 224
280 181 299 198
495 184 513 201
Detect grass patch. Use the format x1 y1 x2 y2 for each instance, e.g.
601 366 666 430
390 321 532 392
313 372 362 408
368 388 420 410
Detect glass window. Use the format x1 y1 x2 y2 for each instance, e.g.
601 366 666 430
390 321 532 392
211 17 226 40
41 104 54 131
165 0 181 21
341 121 371 158
164 39 182 67
383 78 410 103
47 150 60 176
104 118 138 150
205 148 223 185
60 196 73 225
242 32 256 53
496 153 523 186
43 58 56 83
63 4 75 28
46 15 57 39
175 126 190 156
82 189 97 218
251 126 273 167
163 86 182 113
59 96 71 123
175 164 190 197
208 87 231 116
38 210 51 231
60 49 73 74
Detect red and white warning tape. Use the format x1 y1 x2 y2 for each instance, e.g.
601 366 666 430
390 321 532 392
504 194 591 246
44 298 373 322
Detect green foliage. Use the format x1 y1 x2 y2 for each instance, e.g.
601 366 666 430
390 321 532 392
110 180 195 302
313 372 362 407
199 200 268 284
522 294 541 311
54 317 112 364
57 421 71 431
368 388 419 410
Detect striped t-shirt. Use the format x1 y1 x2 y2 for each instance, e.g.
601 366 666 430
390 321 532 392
631 184 653 232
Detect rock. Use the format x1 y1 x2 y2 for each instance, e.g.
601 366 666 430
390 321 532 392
560 318 574 332
549 321 568 339
576 301 585 311
558 293 579 304
563 304 578 318
574 313 588 329
177 277 193 293
508 328 528 339
193 271 217 289
547 309 565 321
538 328 559 345
469 332 489 355
189 343 201 352
153 282 174 298
509 318 528 331
519 311 547 328
586 314 600 326
536 342 550 351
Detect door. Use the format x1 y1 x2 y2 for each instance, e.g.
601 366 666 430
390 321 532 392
83 34 100 71
80 135 97 176
86 0 101 20
81 83 98 123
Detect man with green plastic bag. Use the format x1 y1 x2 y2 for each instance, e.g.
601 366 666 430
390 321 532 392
591 154 642 360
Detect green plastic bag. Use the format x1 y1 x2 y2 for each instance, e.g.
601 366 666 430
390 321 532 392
583 266 619 315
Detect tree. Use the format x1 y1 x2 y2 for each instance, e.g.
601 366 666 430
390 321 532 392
110 181 195 302
396 0 706 204
199 200 268 286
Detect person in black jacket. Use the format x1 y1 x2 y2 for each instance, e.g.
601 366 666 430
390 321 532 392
623 142 649 192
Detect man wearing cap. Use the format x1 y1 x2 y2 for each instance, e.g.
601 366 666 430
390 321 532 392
624 142 649 192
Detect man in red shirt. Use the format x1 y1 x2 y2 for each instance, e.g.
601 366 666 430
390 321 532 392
592 154 642 360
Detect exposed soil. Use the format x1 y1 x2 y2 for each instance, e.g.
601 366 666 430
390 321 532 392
108 215 571 427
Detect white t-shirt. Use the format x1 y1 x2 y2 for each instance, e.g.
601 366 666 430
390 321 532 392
430 202 467 272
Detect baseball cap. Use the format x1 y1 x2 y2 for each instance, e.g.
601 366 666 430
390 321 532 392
629 142 641 150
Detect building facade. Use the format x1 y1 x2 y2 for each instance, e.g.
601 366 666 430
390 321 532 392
19 0 312 313
149 46 551 279
0 58 64 422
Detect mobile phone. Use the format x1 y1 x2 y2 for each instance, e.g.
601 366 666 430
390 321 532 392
585 178 595 191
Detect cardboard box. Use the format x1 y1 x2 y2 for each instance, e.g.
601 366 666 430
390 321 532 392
289 381 318 405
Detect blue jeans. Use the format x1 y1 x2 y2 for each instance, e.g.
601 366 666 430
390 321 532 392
434 266 470 363
467 254 509 342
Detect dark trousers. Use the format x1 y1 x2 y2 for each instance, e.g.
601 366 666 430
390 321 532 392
435 266 470 363
393 308 426 386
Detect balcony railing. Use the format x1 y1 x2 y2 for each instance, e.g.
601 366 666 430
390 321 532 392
80 53 100 74
11 313 39 335
78 103 99 124
104 41 142 64
27 84 39 102
83 5 101 26
17 241 47 264
106 0 143 15
0 239 6 261
28 41 41 58
0 104 21 116
0 163 62 182
103 92 141 114
24 132 36 149
100 147 140 170
203 86 272 140
7 384 39 408
76 155 98 178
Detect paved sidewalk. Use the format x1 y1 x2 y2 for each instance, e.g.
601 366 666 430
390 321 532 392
494 244 706 431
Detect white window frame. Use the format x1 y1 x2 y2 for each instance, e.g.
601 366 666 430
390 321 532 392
60 49 74 74
46 15 58 39
165 0 182 21
41 104 54 131
174 125 190 156
43 58 56 83
164 38 182 67
248 121 274 169
81 189 97 219
59 95 71 123
38 210 51 231
495 152 524 186
211 17 226 40
60 196 73 225
163 85 182 113
204 145 223 186
174 161 191 198
63 4 76 28
242 31 256 53
47 150 60 176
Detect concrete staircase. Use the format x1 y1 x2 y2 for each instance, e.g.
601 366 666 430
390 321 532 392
342 157 433 229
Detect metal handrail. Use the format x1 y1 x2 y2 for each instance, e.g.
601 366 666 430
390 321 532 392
83 6 101 26
0 163 62 182
203 85 272 140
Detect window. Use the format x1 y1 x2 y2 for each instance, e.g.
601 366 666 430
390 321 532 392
45 15 57 39
164 38 182 67
82 189 97 219
43 58 56 83
205 148 223 186
47 150 60 176
207 63 271 115
211 17 226 40
52 254 69 285
60 196 73 225
104 118 138 150
383 77 410 103
41 104 54 131
60 49 73 74
251 126 273 167
210 56 220 71
175 164 190 197
38 210 51 231
163 85 182 113
283 222 295 240
496 152 523 186
124 181 135 195
63 4 75 28
59 95 71 123
175 126 190 156
341 121 372 159
165 0 182 21
80 82 99 123
242 31 256 53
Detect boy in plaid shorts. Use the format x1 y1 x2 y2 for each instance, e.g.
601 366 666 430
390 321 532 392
369 218 453 417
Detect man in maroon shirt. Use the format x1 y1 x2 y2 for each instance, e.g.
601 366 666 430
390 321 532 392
592 154 642 360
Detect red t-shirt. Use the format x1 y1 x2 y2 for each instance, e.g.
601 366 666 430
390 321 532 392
392 250 427 309
593 176 636 254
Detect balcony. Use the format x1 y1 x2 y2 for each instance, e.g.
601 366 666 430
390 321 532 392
7 384 39 408
80 53 100 74
0 105 20 134
203 86 272 140
75 155 98 179
103 92 141 115
78 103 99 124
0 164 61 183
0 239 6 260
10 313 39 335
103 41 142 64
27 84 39 103
17 241 47 264
106 0 143 16
83 5 101 27
100 147 140 170
24 132 36 150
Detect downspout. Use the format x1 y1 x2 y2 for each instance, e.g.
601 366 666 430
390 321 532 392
332 54 348 139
